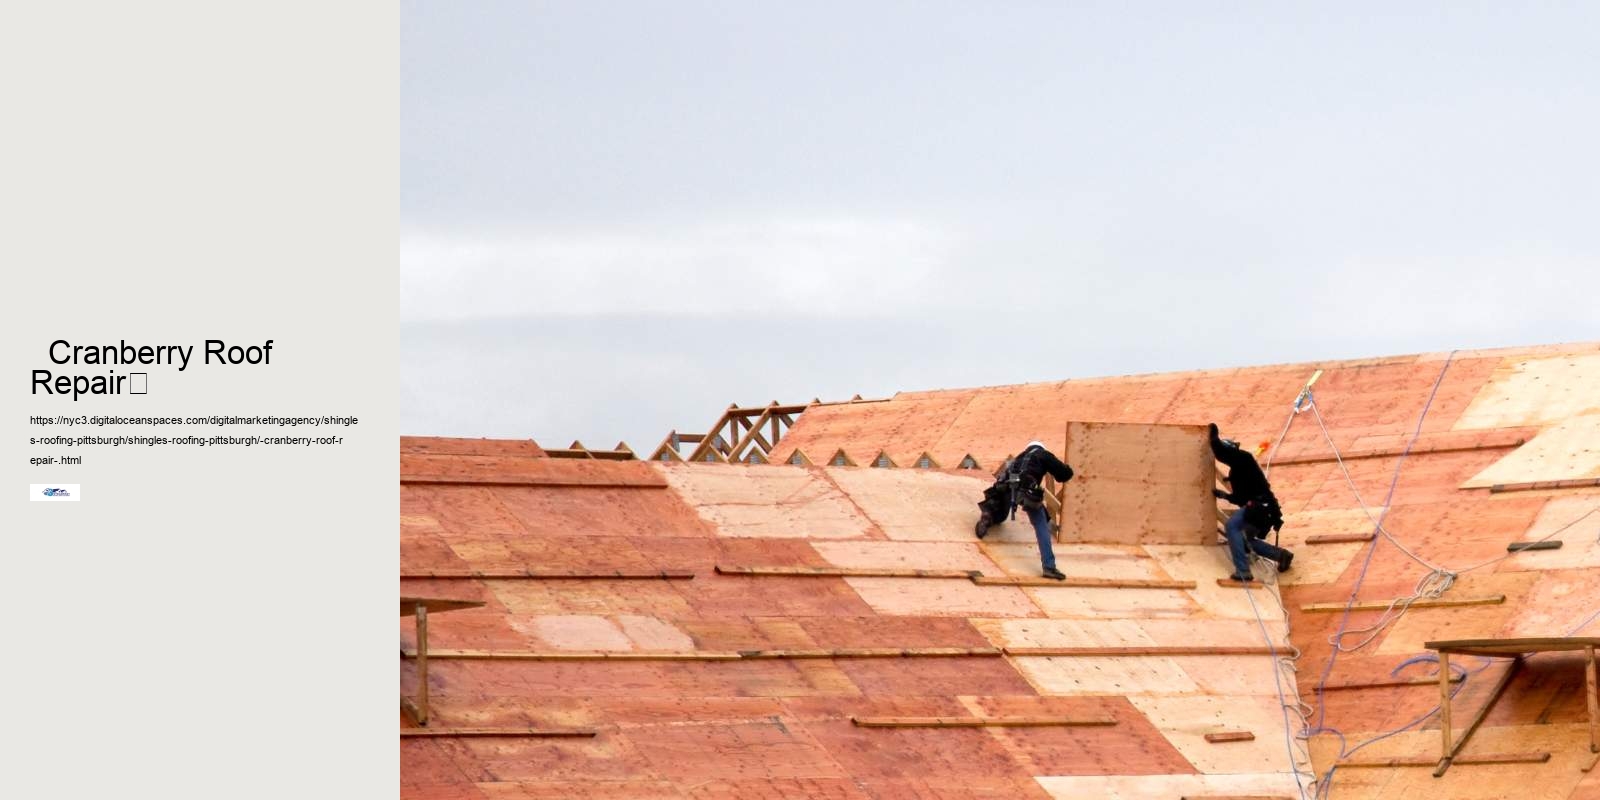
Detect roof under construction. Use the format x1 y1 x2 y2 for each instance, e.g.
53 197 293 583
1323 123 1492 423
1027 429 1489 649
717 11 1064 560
401 341 1600 799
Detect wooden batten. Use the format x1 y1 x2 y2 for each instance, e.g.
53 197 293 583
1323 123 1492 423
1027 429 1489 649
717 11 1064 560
851 716 1115 729
1299 595 1506 613
1305 533 1376 545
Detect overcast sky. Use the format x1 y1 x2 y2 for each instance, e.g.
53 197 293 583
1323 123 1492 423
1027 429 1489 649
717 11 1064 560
402 2 1598 451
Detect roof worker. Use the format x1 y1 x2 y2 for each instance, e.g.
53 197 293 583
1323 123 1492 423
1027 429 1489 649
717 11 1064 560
975 441 1075 580
1209 423 1292 582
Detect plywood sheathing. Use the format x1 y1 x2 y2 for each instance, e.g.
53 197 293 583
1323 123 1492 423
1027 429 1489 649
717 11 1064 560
1058 422 1215 546
1307 723 1596 800
1464 414 1600 489
1129 694 1311 775
1453 353 1600 431
766 392 977 469
1036 772 1305 799
818 466 991 542
1502 495 1600 572
656 463 877 539
402 341 1600 799
401 436 547 458
402 453 664 487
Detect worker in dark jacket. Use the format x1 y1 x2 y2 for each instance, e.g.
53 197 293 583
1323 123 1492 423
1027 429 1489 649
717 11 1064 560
975 441 1074 580
1209 423 1292 582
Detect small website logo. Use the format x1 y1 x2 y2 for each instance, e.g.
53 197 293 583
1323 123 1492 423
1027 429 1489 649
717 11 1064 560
30 483 80 501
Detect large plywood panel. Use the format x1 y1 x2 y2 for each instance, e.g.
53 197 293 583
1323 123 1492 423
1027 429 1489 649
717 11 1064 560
1037 772 1305 799
1010 655 1197 696
980 541 1158 580
1453 352 1600 430
1501 494 1600 572
659 464 874 539
1127 694 1308 775
1463 413 1600 488
1374 571 1538 654
1145 545 1289 622
1310 724 1595 800
1061 422 1215 546
822 466 991 542
812 540 1000 573
842 576 1041 618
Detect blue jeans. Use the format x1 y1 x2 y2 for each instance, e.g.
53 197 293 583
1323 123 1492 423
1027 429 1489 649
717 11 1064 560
1225 507 1287 577
1025 504 1057 571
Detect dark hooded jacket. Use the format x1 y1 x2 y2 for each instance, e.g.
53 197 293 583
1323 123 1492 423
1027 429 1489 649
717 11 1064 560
1209 425 1283 533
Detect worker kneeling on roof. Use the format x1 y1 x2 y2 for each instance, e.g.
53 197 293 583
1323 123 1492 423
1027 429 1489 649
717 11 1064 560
1210 423 1293 582
975 441 1074 581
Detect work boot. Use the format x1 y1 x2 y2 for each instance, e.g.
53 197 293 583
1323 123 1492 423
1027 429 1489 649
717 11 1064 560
1228 572 1254 584
1275 551 1294 573
1042 567 1066 581
975 515 991 540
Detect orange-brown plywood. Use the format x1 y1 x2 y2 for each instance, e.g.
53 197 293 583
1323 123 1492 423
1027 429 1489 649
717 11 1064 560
402 341 1600 799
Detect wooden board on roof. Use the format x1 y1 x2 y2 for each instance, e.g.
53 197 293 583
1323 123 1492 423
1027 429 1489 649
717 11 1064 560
1060 422 1216 546
1462 413 1600 489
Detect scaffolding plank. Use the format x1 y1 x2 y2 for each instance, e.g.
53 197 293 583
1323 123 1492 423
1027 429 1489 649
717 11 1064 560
1204 731 1256 743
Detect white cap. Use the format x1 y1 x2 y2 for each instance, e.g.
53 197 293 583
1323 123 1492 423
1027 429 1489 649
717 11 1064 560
1026 440 1045 450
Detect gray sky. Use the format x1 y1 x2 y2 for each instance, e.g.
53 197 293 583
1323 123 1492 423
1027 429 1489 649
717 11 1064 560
402 1 1599 451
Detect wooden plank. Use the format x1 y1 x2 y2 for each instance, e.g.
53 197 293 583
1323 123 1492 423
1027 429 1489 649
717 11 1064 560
1426 636 1600 656
400 647 1003 661
1301 595 1506 613
1434 656 1521 777
1318 675 1462 691
1507 540 1563 552
1215 578 1266 588
1437 651 1452 770
400 728 598 738
714 564 976 579
1203 731 1256 743
1490 477 1600 493
971 575 1197 589
850 715 1116 728
1335 751 1550 768
1059 421 1216 546
401 569 695 580
414 603 429 726
1588 645 1599 754
1004 646 1278 657
401 649 743 661
399 597 485 616
1305 533 1376 545
739 647 1003 659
